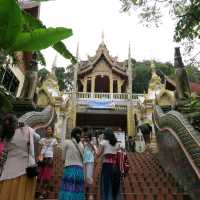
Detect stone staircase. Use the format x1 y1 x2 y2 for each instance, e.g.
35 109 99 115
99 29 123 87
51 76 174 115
122 152 190 200
40 150 190 200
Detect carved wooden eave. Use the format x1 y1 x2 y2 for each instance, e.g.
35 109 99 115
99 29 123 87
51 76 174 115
78 42 128 79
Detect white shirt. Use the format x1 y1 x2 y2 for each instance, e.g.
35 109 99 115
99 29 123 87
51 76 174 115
39 138 58 158
100 139 120 155
62 139 84 167
0 126 40 181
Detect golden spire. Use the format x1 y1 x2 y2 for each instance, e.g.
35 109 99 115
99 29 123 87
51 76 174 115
76 41 80 61
128 42 132 95
101 30 105 44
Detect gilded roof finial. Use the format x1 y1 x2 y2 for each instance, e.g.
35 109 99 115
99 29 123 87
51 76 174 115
150 60 156 74
52 54 58 68
128 42 132 94
101 30 105 44
76 41 80 60
52 54 58 77
128 41 131 59
150 60 156 69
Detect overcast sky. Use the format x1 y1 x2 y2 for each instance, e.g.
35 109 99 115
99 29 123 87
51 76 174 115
40 0 177 70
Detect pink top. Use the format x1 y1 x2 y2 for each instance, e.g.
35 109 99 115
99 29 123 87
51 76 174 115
0 126 40 181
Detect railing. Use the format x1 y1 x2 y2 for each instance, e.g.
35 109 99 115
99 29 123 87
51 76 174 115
76 92 143 100
18 106 56 130
153 105 200 199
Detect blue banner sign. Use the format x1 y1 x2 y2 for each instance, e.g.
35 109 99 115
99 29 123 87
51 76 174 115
88 99 114 109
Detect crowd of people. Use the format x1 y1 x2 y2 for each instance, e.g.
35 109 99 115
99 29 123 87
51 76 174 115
0 113 129 200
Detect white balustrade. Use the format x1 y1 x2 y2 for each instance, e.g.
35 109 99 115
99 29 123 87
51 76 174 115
76 92 142 100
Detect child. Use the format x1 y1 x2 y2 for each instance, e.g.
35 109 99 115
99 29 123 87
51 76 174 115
83 127 96 200
38 126 58 199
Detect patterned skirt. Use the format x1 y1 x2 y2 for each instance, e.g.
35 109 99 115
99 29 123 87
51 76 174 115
59 165 85 200
38 158 53 182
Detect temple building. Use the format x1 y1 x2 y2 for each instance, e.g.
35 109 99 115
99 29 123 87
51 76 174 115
66 38 143 137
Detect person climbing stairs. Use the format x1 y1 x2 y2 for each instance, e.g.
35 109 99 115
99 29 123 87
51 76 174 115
89 151 190 200
44 149 190 200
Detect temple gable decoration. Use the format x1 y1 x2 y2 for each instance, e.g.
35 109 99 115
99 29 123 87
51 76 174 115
77 40 128 94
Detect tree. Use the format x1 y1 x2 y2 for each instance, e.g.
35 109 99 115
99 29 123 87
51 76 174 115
38 67 49 85
133 61 151 93
54 65 74 92
0 0 76 63
0 0 76 114
38 65 74 92
120 0 200 65
186 65 200 83
120 0 200 41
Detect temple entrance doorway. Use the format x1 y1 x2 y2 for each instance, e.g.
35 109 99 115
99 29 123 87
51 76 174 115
95 75 109 93
76 113 127 135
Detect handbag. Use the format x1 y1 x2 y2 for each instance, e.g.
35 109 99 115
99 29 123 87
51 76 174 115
26 127 39 178
116 151 130 177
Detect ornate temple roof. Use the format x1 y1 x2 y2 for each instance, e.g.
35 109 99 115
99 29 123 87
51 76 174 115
78 41 128 78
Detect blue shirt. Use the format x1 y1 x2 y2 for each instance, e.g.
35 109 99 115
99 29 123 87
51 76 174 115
83 144 94 163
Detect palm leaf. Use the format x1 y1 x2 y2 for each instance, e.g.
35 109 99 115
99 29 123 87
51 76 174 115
22 11 76 62
11 27 73 51
22 10 44 31
0 0 22 49
53 41 76 64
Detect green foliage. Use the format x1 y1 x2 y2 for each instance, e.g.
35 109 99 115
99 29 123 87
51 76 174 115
53 42 76 64
54 66 74 91
0 0 22 49
38 67 49 85
0 0 75 63
133 61 151 93
55 67 66 91
120 0 200 43
36 51 46 66
38 66 74 92
154 61 175 81
132 60 175 93
0 86 13 114
11 27 72 51
22 10 45 31
21 10 76 63
0 49 7 66
175 1 200 42
186 65 200 83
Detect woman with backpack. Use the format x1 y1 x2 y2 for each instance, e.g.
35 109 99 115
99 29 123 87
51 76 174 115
98 128 122 200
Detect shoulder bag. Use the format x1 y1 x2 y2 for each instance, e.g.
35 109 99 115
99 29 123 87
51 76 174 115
26 127 39 178
72 140 83 162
